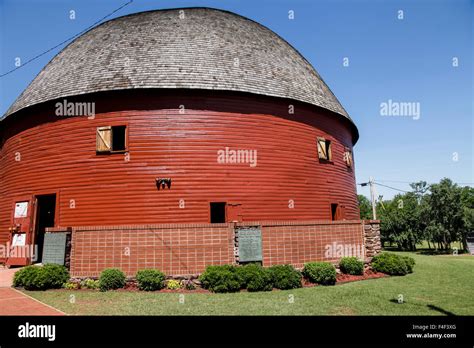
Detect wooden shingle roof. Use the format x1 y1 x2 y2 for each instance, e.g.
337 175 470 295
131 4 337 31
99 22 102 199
3 7 352 123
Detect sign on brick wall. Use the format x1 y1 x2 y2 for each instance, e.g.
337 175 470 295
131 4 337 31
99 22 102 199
237 226 262 262
42 233 67 265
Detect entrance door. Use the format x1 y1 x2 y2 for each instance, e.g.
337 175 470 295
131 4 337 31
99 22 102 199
33 194 57 263
6 197 34 266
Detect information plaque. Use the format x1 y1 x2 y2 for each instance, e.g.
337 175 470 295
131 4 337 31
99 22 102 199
237 226 262 262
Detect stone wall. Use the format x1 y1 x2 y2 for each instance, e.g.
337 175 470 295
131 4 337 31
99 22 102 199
362 220 382 260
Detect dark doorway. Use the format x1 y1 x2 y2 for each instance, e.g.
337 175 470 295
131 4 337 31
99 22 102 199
210 202 226 223
34 194 56 263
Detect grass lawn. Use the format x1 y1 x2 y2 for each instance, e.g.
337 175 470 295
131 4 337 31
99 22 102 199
23 252 474 315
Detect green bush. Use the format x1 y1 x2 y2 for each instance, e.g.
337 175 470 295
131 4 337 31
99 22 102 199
303 262 337 285
400 255 416 273
136 269 165 291
80 278 100 290
339 257 364 275
13 264 69 290
371 253 414 276
99 268 126 291
268 265 302 290
237 264 273 292
199 265 242 293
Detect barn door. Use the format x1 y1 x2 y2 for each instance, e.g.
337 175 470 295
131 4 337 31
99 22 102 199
6 197 35 266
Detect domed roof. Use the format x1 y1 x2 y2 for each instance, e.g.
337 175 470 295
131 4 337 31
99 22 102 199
3 7 352 123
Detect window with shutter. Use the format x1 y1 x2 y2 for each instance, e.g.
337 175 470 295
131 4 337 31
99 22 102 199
343 148 353 167
317 137 331 161
96 125 127 153
96 126 112 152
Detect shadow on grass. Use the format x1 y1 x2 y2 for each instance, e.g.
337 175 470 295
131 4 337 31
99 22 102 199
389 299 456 316
426 304 456 316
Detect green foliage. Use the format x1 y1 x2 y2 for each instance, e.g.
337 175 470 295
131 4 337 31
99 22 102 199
379 179 473 253
136 269 165 291
99 268 126 291
371 252 415 276
199 265 242 293
64 281 79 290
339 257 364 275
400 255 415 273
302 262 337 285
236 264 273 292
80 278 100 290
166 279 182 290
358 194 372 220
268 264 302 289
13 264 69 290
13 266 36 288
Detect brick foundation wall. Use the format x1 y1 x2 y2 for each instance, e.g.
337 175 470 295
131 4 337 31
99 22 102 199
69 220 371 277
70 224 234 277
257 220 365 269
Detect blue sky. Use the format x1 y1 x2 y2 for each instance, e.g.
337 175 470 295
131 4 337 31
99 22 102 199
0 0 472 199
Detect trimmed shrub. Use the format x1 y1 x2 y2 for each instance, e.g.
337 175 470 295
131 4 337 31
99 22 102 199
237 264 273 292
303 262 337 285
166 279 182 290
80 278 100 290
136 269 165 291
371 253 414 276
99 268 126 291
268 265 302 290
13 264 69 290
13 266 41 289
199 265 242 293
400 255 416 273
339 257 364 275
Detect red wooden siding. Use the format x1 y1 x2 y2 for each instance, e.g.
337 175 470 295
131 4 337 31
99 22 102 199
0 91 359 252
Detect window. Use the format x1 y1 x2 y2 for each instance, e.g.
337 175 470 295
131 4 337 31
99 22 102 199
331 203 339 221
317 137 332 161
210 202 226 223
331 203 346 221
96 125 127 153
343 148 353 168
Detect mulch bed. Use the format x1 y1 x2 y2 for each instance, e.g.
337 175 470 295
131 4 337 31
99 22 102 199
302 270 387 287
51 270 388 293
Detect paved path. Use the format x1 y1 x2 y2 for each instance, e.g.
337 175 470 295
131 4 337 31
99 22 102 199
0 267 64 316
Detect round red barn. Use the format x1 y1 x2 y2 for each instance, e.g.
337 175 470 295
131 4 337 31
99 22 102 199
0 8 372 276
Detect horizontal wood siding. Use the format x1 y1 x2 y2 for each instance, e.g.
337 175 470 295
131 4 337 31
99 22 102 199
0 91 359 250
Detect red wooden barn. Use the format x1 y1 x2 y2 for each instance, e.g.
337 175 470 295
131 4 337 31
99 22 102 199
0 8 379 276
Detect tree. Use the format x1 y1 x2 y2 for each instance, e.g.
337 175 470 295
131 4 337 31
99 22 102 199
358 194 372 220
424 178 464 250
378 192 424 250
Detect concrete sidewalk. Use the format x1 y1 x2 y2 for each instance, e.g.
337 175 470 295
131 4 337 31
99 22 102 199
0 267 64 316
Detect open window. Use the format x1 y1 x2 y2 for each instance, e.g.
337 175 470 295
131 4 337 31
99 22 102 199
331 203 346 221
96 125 127 153
317 137 332 161
343 148 353 168
210 202 226 223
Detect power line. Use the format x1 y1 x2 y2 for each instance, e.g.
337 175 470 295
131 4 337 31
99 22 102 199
0 0 134 78
373 182 410 193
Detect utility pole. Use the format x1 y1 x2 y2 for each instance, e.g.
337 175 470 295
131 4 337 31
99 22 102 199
369 176 377 220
